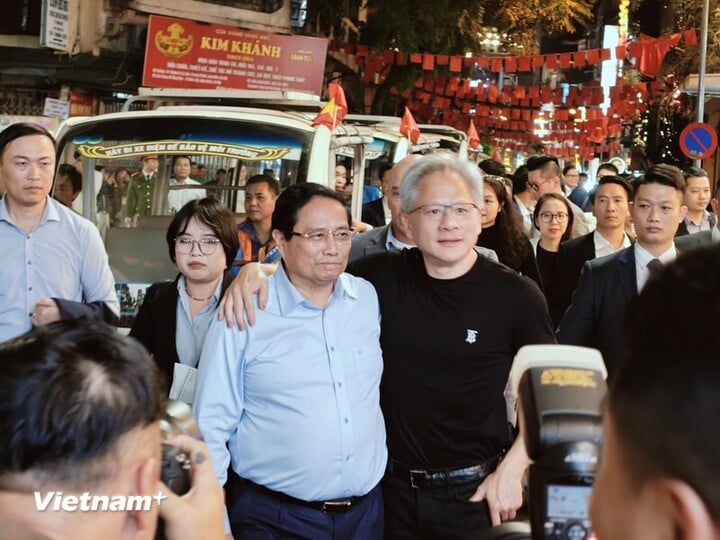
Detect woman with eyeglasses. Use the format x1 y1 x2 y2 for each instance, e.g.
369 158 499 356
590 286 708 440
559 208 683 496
531 193 574 326
130 197 239 401
477 176 543 290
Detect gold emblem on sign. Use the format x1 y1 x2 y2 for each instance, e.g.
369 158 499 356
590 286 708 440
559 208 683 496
155 22 193 58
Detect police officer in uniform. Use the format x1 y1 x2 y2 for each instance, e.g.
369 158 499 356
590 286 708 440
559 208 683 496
125 154 159 226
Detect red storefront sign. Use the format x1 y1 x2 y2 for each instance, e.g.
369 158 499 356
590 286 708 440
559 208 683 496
142 15 328 95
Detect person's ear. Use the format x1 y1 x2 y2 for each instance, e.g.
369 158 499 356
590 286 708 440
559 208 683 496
656 478 719 540
272 229 287 258
399 211 412 236
679 204 689 223
124 456 160 538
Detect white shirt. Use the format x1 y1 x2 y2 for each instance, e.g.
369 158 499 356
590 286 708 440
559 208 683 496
386 225 414 251
168 178 205 213
634 243 677 292
713 227 720 242
684 211 713 234
594 230 631 259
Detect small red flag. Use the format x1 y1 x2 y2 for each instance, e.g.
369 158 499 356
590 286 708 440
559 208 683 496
312 84 347 130
399 107 420 144
328 83 347 126
467 120 480 150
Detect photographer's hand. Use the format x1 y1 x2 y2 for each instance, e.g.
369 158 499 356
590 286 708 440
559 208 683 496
158 435 226 540
469 436 530 525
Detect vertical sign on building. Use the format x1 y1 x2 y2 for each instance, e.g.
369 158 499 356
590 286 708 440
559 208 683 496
40 0 72 52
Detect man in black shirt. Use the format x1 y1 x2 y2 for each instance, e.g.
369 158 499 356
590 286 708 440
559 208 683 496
221 155 555 538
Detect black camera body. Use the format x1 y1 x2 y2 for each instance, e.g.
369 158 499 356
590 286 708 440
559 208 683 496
485 345 607 540
516 345 606 540
156 401 201 540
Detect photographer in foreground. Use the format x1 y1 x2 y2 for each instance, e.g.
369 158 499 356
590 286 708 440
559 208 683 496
0 321 226 540
589 245 720 540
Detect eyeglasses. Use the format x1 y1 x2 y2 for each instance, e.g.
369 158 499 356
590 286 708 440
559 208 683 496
538 211 569 223
526 178 551 192
175 236 221 255
291 228 353 244
409 203 479 220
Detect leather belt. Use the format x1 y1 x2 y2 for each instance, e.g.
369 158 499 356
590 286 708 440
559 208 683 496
244 479 369 514
389 456 501 489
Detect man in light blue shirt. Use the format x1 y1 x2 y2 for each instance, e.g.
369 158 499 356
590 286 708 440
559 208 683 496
194 183 386 539
0 123 118 343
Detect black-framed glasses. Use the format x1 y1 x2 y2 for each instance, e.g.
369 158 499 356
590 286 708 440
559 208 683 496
538 211 569 223
174 235 221 255
409 203 479 220
291 228 353 244
526 178 551 192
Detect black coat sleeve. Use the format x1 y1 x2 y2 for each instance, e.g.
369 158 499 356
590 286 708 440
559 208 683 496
54 298 119 327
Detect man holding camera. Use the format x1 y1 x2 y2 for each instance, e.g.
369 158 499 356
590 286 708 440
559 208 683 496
0 321 226 540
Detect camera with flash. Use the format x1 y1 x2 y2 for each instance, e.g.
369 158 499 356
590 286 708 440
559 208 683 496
481 345 607 540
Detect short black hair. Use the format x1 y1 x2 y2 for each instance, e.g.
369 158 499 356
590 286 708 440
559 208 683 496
597 162 619 176
510 165 529 195
525 154 559 172
632 163 685 201
216 168 227 175
613 245 720 521
172 155 191 168
562 164 578 176
683 166 708 180
57 163 82 194
246 174 280 196
272 183 350 240
478 159 507 177
592 174 633 203
166 198 239 266
0 122 54 161
0 321 164 490
379 163 393 182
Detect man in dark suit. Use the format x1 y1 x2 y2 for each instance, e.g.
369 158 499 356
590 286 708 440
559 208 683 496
351 156 421 262
675 179 720 250
675 166 715 237
555 175 633 321
556 164 687 377
361 163 393 227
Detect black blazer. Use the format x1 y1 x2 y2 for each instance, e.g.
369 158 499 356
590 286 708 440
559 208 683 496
129 273 233 391
555 246 637 377
555 233 597 320
361 197 386 227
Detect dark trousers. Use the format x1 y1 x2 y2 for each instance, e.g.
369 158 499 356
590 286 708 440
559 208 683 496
229 482 384 540
383 473 492 540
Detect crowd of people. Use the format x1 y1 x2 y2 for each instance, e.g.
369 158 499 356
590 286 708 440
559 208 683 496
1 120 720 539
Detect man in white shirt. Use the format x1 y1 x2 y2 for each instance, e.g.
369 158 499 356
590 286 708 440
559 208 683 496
168 156 205 213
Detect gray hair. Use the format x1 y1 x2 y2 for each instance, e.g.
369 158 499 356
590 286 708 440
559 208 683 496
399 154 484 212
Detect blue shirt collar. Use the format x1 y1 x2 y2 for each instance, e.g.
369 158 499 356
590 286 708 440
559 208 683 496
274 263 358 315
0 196 60 226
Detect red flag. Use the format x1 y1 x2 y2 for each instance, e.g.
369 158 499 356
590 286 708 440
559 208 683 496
327 83 347 126
312 84 347 130
467 120 480 149
399 107 420 144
